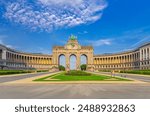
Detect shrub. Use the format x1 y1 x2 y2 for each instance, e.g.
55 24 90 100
58 65 65 71
80 64 87 71
120 70 150 75
37 70 49 72
0 70 34 75
65 70 91 76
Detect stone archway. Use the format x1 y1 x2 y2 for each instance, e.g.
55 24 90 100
80 54 88 70
80 54 88 65
69 54 77 70
52 35 94 71
58 54 66 67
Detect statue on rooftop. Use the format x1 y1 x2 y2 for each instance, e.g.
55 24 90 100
69 35 77 40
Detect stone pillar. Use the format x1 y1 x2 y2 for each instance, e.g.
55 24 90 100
52 52 58 71
139 49 142 69
76 54 80 70
2 49 6 66
66 54 70 71
149 48 150 60
146 48 147 60
2 49 6 60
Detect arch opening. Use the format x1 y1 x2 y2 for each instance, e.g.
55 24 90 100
70 54 77 70
80 54 88 70
58 54 66 67
80 54 88 65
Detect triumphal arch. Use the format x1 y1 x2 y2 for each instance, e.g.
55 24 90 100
52 35 94 71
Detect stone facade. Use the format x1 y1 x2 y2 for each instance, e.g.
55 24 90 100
0 36 150 71
52 38 93 71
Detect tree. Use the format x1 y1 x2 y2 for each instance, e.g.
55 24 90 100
58 65 65 71
0 65 7 70
80 64 87 71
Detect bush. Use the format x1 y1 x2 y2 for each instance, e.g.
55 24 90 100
80 64 87 71
59 65 65 71
99 70 111 72
37 70 49 72
65 70 91 76
0 70 34 75
120 70 150 75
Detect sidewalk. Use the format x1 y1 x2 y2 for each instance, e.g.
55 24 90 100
0 72 50 78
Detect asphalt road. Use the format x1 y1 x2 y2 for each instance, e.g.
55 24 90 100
0 72 53 83
0 84 150 99
97 72 150 82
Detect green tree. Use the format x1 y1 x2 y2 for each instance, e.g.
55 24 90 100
58 65 65 71
80 64 87 71
0 65 7 70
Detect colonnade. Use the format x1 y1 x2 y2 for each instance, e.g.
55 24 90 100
141 48 150 60
2 51 53 69
6 52 52 64
140 47 150 69
93 52 140 70
94 52 139 64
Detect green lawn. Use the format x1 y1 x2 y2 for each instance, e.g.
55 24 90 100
34 71 130 82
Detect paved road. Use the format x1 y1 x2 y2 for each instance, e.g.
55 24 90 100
0 84 150 99
96 72 150 83
0 72 54 83
0 71 150 99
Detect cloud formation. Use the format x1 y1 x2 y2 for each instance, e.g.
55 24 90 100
1 0 107 32
87 39 112 47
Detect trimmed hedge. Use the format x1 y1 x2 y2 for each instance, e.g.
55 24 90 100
99 70 111 72
37 70 49 72
65 70 91 76
120 70 150 75
0 70 34 75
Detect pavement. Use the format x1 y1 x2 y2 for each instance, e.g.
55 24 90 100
0 83 150 99
0 72 57 83
96 72 150 83
0 71 150 99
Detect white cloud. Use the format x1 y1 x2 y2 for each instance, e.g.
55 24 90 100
2 0 107 32
5 44 13 48
88 39 112 47
38 0 83 6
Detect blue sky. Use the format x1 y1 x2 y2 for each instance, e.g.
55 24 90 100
0 0 150 55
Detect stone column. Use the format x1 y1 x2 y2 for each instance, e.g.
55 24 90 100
139 49 142 69
52 53 58 71
2 49 6 66
2 49 6 60
66 54 70 71
76 54 80 70
146 48 147 60
149 48 150 60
